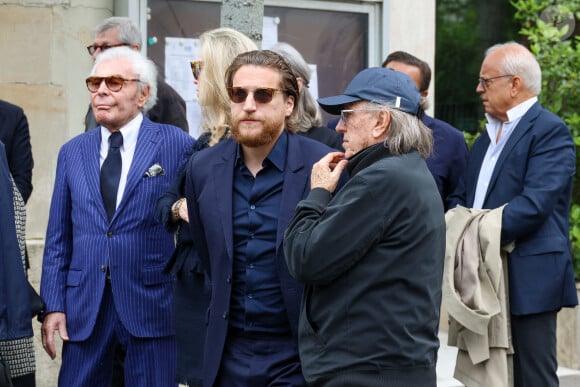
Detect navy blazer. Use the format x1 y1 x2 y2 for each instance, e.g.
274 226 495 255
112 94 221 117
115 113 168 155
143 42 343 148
0 100 33 202
41 117 194 340
185 133 338 387
0 142 32 340
448 102 578 315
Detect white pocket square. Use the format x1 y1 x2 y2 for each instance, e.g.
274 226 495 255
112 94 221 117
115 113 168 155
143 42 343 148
144 163 165 177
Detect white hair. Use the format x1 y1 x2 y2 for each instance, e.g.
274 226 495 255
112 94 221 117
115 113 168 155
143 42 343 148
486 42 542 95
90 46 158 113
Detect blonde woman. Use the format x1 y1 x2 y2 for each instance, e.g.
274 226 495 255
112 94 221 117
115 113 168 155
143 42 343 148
157 27 256 387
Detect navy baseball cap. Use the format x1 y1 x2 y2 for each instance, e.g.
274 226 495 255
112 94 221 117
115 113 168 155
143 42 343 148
318 67 421 116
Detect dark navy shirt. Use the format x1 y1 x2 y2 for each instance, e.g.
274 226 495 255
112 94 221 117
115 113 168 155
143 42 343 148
229 131 291 334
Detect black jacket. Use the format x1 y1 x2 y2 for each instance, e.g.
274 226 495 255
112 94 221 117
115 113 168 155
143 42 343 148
0 100 33 202
284 143 445 387
0 142 32 341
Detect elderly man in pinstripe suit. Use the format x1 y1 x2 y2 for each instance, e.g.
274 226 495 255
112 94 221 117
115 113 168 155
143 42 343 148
40 47 193 387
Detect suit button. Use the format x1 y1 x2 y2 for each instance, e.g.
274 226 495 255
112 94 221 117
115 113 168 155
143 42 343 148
107 231 114 237
100 265 106 272
222 311 229 319
226 276 231 284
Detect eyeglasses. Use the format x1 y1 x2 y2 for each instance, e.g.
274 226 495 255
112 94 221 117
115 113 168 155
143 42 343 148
227 87 286 104
190 61 203 80
85 76 141 93
478 74 514 90
86 43 130 56
340 108 379 126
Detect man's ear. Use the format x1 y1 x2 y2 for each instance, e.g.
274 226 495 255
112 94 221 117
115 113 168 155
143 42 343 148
372 110 390 139
137 84 150 110
510 75 523 98
285 95 295 117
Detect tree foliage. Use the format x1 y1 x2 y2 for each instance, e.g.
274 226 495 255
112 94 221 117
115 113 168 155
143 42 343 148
510 0 580 277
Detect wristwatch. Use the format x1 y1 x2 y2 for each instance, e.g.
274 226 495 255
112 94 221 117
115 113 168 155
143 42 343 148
171 198 185 221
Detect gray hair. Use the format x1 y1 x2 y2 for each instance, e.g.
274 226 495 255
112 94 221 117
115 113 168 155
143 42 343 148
91 46 158 113
94 17 142 48
359 101 432 158
270 42 322 131
486 42 542 95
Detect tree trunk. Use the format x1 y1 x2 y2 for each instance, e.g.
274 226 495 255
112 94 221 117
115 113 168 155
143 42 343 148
220 0 264 48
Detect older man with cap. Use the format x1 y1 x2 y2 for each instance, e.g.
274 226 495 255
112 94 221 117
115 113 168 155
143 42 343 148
284 67 445 387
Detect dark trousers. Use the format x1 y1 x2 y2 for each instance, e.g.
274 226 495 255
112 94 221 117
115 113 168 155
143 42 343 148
214 331 306 387
58 282 176 387
511 311 558 387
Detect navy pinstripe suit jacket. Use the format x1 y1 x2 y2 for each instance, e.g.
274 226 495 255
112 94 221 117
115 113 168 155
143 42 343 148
41 117 194 340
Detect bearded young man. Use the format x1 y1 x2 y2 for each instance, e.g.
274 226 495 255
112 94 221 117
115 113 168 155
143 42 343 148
184 50 343 387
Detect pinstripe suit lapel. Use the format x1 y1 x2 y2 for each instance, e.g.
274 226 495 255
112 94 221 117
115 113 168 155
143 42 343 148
82 129 107 221
116 120 160 217
213 143 236 261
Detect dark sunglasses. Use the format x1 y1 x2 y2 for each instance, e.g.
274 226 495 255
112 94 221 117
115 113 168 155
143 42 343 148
227 87 286 104
190 61 203 80
86 43 130 56
85 76 141 93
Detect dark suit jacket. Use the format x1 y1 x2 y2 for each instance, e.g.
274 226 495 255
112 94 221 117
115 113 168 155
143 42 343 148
85 75 189 133
0 141 32 341
41 117 194 340
185 133 338 387
422 115 468 209
0 100 34 202
448 102 578 315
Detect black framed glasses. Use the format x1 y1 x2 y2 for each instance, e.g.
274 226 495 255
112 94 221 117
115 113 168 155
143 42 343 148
190 61 203 80
86 43 130 56
85 76 141 93
478 74 514 90
227 87 285 104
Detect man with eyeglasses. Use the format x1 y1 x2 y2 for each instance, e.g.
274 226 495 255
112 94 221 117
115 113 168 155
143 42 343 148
448 42 577 387
383 51 468 210
40 46 193 386
85 16 188 133
184 50 343 387
283 67 445 387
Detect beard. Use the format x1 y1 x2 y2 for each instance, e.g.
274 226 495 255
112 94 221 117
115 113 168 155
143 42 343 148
231 115 285 148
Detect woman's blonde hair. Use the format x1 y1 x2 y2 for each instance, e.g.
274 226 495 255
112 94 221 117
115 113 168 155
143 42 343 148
197 28 257 145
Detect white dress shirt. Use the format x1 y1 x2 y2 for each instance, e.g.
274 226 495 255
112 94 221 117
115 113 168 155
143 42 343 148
472 97 537 209
99 113 143 209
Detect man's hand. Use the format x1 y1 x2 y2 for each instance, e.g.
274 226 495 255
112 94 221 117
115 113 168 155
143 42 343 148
41 312 69 359
179 199 189 223
311 152 348 193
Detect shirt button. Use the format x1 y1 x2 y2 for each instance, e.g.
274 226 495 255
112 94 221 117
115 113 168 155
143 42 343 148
248 293 254 299
222 311 229 319
107 231 114 237
249 233 255 239
249 263 255 269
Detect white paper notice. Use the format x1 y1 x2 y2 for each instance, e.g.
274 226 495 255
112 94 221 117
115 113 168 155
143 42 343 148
262 16 279 50
165 37 202 138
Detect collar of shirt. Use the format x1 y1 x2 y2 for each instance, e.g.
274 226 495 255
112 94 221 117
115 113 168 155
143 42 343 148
484 97 537 143
235 130 288 172
100 113 143 161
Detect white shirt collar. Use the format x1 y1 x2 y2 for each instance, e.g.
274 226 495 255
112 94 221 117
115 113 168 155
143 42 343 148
100 113 143 148
485 96 538 125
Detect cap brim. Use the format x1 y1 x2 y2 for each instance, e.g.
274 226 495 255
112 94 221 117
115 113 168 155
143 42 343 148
317 94 362 115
